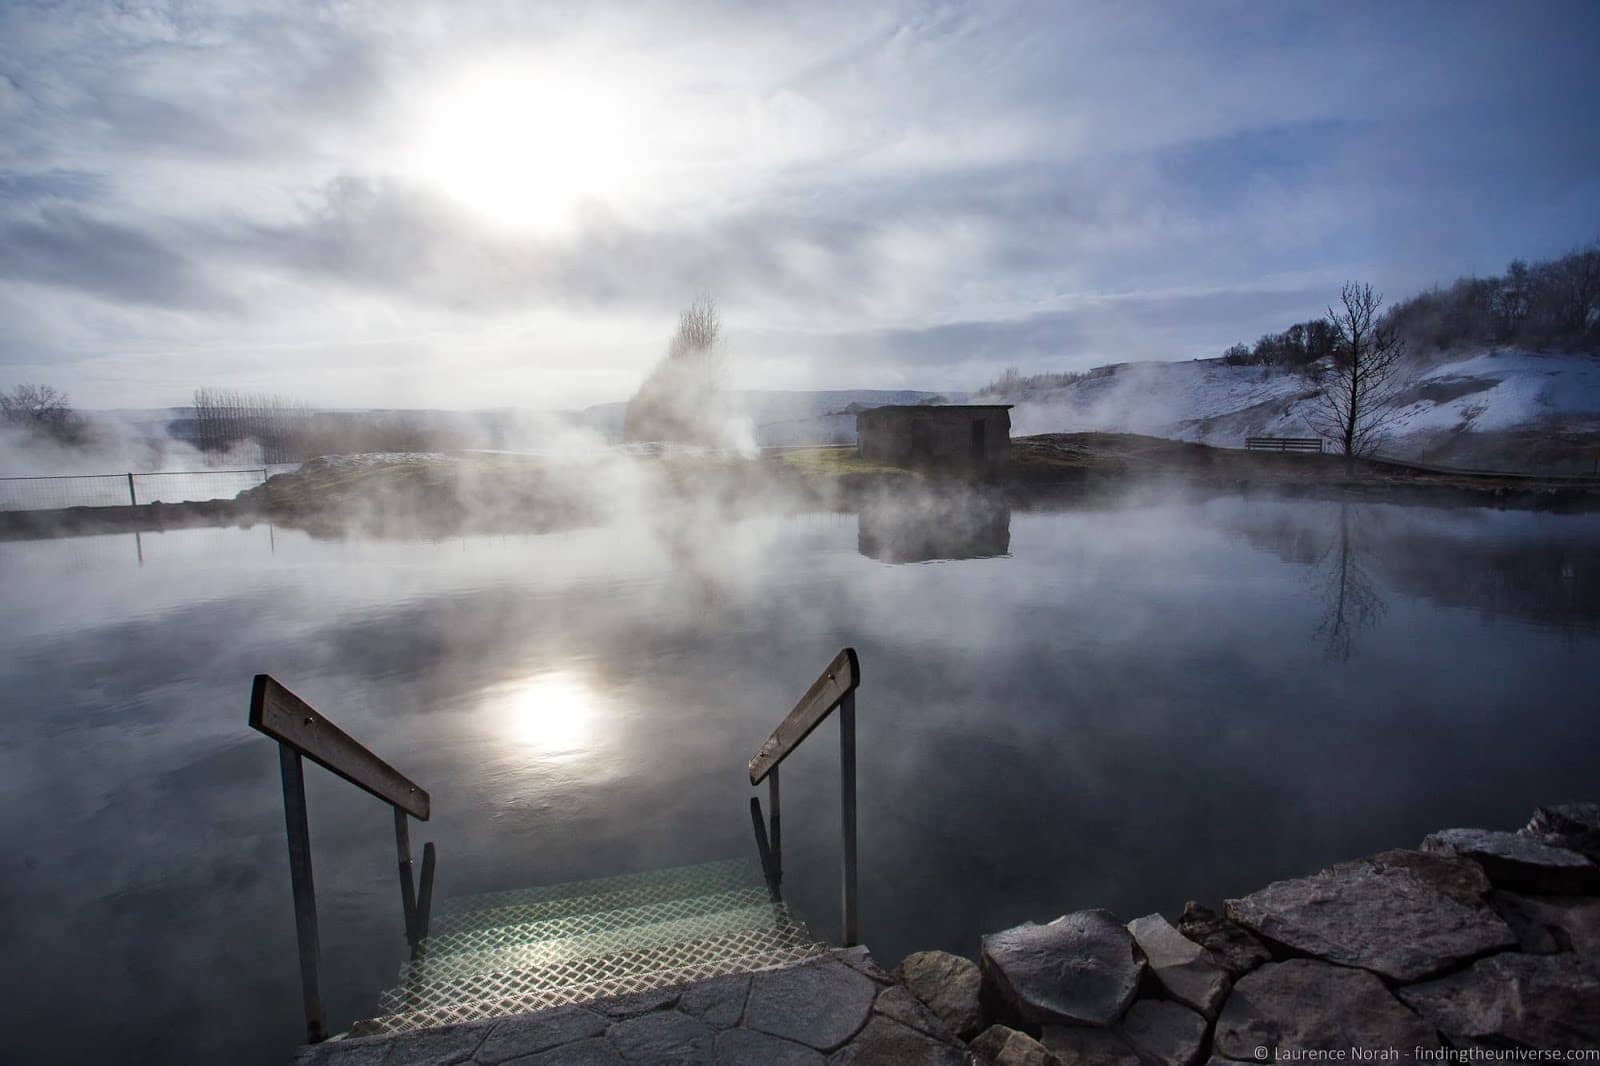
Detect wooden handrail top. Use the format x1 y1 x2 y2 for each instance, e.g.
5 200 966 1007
748 648 860 785
250 674 431 819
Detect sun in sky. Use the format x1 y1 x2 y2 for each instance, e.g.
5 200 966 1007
408 58 640 232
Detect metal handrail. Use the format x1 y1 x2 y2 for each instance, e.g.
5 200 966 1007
249 674 436 1043
747 648 861 946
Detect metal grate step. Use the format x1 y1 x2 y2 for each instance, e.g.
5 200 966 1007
432 858 755 918
418 886 778 963
362 915 826 1035
353 860 829 1037
380 906 818 1015
428 859 761 936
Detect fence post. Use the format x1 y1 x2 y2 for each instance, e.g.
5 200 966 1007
127 472 137 506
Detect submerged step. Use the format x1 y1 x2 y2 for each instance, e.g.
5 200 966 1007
428 858 763 936
380 907 818 1014
418 886 778 964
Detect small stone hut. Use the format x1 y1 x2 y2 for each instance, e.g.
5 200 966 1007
856 404 1012 476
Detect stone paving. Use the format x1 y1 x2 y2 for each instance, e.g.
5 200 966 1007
292 948 973 1065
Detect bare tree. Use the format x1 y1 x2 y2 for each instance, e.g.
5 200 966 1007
191 387 311 464
622 294 727 445
1308 282 1409 461
1 383 86 445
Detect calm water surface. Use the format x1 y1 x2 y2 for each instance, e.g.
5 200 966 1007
3 495 1598 1065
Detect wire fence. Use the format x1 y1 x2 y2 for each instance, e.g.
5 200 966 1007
0 468 269 512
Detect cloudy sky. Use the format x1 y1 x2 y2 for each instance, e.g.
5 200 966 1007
2 1 1597 410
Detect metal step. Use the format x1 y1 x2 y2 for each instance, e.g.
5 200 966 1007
352 860 829 1037
380 905 817 1014
428 859 761 936
417 886 777 963
361 916 826 1035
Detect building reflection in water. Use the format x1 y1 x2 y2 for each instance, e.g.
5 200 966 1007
857 492 1011 564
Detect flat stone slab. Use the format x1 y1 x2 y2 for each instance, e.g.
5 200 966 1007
827 1016 970 1064
981 910 1143 1027
290 949 968 1066
1423 827 1600 894
713 1028 823 1065
1127 914 1230 1018
896 950 984 1039
476 1006 609 1063
1213 959 1440 1063
608 1010 714 1063
677 974 751 1030
1176 902 1271 977
1225 849 1517 981
1524 802 1600 862
745 958 879 1051
1398 952 1600 1050
873 985 951 1040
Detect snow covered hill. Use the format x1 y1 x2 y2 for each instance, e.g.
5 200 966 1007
985 349 1600 472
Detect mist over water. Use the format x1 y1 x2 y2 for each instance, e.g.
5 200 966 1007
2 494 1598 1065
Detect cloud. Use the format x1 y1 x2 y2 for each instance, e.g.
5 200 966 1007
0 206 234 309
0 0 1596 407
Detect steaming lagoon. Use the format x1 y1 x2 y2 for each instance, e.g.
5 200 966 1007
3 494 1598 1064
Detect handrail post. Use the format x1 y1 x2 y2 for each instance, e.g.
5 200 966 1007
839 691 858 947
394 808 418 949
416 842 436 948
126 472 137 506
279 744 326 1043
768 766 781 883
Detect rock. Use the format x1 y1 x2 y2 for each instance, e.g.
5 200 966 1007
605 1011 714 1063
874 985 956 1040
970 1023 1060 1065
1488 891 1600 957
1398 952 1600 1050
1126 914 1231 1018
1118 999 1207 1066
292 1039 388 1066
476 1006 609 1062
375 1024 487 1064
980 910 1143 1027
827 1015 969 1064
897 950 985 1038
835 945 898 986
1489 890 1565 953
516 1037 624 1065
1176 902 1271 977
714 1028 825 1065
1039 1024 1143 1066
1523 802 1600 862
1224 849 1516 981
1423 827 1600 894
1213 959 1440 1063
745 958 878 1051
677 973 751 1029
